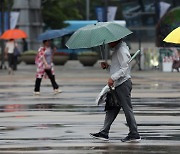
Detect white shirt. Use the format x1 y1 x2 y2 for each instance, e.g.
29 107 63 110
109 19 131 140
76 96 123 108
5 41 15 54
109 41 131 87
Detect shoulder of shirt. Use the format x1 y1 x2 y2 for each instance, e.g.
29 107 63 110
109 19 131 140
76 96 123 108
121 41 127 46
38 47 46 52
120 41 129 49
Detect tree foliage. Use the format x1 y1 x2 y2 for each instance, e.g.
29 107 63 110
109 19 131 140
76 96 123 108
41 0 124 29
0 0 13 11
41 0 83 29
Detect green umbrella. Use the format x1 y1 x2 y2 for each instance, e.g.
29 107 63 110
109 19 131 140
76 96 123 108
66 21 133 49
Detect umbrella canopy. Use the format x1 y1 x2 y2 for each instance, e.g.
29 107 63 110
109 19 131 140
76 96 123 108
37 29 74 41
0 29 27 40
66 21 132 49
163 27 180 44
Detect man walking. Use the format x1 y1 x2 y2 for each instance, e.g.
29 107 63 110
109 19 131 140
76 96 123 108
90 39 141 142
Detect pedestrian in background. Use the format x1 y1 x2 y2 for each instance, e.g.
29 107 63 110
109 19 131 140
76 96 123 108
33 39 62 95
5 39 19 74
90 39 141 142
22 38 28 52
171 47 180 72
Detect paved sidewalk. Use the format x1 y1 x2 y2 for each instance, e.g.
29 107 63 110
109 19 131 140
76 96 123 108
0 61 180 154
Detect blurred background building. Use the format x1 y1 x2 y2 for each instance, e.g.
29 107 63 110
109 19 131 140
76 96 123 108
12 0 43 50
1 0 180 48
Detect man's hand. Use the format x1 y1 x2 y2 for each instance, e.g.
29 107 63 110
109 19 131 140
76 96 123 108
100 61 109 69
108 78 114 86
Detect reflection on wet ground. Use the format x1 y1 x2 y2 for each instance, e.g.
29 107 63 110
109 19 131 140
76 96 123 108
0 97 180 113
0 145 180 154
0 96 180 144
0 63 180 153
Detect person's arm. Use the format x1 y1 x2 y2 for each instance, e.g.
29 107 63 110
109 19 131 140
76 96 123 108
4 46 8 59
42 55 50 69
4 42 9 58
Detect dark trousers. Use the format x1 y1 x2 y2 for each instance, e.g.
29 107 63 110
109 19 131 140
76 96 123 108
100 79 139 137
34 69 59 92
8 53 17 70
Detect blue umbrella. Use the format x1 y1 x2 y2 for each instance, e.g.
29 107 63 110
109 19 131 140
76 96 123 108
37 28 74 41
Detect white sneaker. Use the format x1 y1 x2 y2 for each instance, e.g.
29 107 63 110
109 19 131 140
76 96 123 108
54 89 62 94
33 91 40 96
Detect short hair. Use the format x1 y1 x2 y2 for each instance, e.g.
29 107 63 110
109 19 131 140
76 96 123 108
43 40 48 44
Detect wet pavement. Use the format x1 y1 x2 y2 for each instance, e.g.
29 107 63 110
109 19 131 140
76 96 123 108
0 61 180 154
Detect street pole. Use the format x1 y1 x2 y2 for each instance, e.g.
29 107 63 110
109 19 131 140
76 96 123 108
8 0 11 29
154 0 160 23
104 0 109 61
104 0 108 22
86 0 89 20
0 0 5 69
138 31 142 71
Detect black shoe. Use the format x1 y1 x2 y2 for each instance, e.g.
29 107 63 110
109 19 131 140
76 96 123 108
121 135 141 143
90 132 109 141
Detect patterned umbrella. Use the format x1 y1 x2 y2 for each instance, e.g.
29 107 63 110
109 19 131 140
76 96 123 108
66 21 132 49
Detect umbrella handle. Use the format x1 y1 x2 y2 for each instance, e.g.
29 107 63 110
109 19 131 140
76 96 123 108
99 41 106 61
99 45 104 60
102 41 108 62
